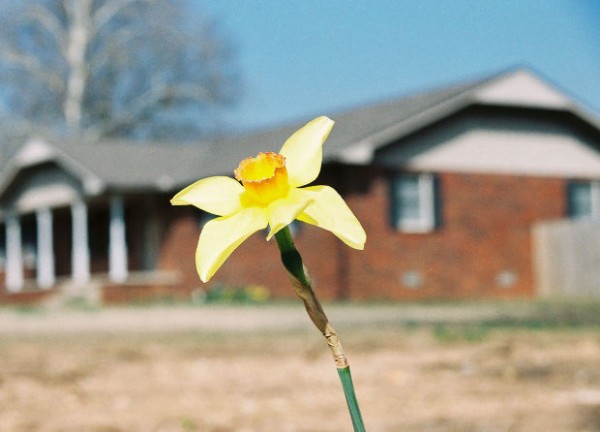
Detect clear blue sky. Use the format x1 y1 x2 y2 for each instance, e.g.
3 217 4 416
198 1 600 132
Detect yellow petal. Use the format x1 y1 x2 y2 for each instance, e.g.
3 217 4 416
266 188 313 240
279 116 334 187
196 207 268 282
296 186 366 249
171 176 244 216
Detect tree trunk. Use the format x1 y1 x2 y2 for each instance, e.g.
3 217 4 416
64 0 92 136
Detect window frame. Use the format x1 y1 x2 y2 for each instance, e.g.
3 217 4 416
568 180 600 221
391 172 437 233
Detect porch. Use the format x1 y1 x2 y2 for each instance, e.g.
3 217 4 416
0 195 179 304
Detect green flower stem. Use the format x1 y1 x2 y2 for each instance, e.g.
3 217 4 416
274 226 311 287
274 226 366 432
338 366 366 432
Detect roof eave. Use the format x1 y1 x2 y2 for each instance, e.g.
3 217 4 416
0 138 107 205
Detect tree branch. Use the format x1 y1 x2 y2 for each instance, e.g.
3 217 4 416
0 0 239 141
87 27 136 73
91 0 148 37
93 82 214 137
0 46 65 93
27 4 68 56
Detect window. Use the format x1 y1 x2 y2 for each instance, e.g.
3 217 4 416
391 173 437 233
568 181 600 220
198 211 216 227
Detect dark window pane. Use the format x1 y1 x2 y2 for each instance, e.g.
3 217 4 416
569 182 592 219
396 175 421 220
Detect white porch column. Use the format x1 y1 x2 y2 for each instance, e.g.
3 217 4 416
71 200 90 284
5 213 23 292
109 195 128 282
36 208 55 289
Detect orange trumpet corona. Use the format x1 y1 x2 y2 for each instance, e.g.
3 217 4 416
234 152 290 205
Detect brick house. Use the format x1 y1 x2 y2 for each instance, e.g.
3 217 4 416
1 67 599 303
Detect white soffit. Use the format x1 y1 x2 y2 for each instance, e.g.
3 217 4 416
404 128 600 178
338 140 375 163
473 70 572 109
14 184 78 214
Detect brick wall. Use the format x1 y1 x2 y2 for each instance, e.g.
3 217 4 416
0 167 567 304
159 167 566 301
0 284 59 305
183 212 346 300
158 206 203 291
344 169 565 300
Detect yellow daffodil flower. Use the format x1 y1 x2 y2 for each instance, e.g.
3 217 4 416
171 116 366 282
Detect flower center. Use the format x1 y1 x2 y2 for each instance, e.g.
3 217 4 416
234 152 290 204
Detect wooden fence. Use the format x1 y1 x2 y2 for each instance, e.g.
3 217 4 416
533 219 600 298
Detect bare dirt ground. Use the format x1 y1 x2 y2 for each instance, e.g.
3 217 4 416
1 303 600 431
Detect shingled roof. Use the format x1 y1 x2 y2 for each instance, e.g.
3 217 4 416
2 66 596 197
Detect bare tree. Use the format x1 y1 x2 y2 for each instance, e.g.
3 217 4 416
0 0 239 141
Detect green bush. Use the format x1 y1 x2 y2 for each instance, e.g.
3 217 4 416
203 284 270 304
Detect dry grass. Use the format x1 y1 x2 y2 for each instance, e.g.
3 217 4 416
1 303 600 431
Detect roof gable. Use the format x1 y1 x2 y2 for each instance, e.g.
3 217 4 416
375 107 600 178
0 161 83 213
472 69 573 109
337 67 600 164
0 139 106 209
0 138 216 197
14 139 57 166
